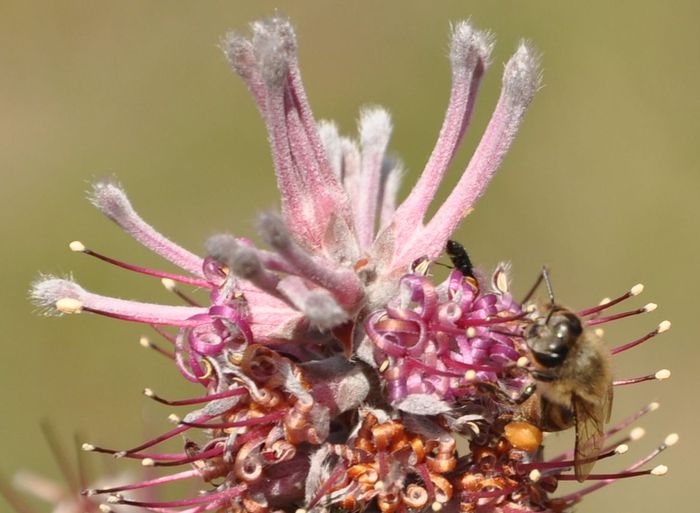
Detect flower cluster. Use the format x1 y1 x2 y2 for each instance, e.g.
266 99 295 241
25 16 674 513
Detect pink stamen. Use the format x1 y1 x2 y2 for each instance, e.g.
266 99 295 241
140 337 175 360
86 468 199 495
151 324 178 343
75 245 211 288
110 484 246 509
578 285 643 317
614 369 669 386
148 445 224 467
308 463 347 509
612 321 670 355
179 410 285 429
145 386 247 406
586 305 655 326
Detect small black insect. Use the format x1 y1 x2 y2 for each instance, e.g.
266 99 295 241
445 240 475 279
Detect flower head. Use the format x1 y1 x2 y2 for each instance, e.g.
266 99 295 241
28 16 673 513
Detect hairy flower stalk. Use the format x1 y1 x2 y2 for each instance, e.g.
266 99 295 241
26 16 674 513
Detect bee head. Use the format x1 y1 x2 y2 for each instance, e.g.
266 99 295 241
526 309 583 368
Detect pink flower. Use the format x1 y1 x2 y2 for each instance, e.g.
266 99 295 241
28 16 673 513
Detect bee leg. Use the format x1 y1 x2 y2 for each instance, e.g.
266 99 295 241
514 383 537 404
530 370 556 382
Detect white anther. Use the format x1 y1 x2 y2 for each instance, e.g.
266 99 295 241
466 327 477 338
161 278 176 291
599 297 611 306
139 336 152 348
594 328 605 337
517 356 529 368
69 240 86 252
464 370 477 381
649 401 660 411
630 427 646 441
657 320 671 333
99 504 114 513
651 464 668 476
141 458 155 467
81 443 95 451
643 303 657 312
168 413 181 424
655 369 671 380
107 495 121 504
664 433 679 447
143 388 154 397
431 501 443 511
56 297 83 314
615 444 629 454
630 283 644 296
374 481 385 490
529 469 541 482
379 359 390 373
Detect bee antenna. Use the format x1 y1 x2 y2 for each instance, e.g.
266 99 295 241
542 266 556 305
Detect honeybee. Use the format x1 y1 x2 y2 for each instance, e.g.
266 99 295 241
519 271 613 482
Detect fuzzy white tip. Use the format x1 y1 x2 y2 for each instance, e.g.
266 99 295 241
651 464 668 476
630 283 644 296
143 388 154 397
649 401 660 411
31 277 85 312
229 246 263 279
517 356 530 368
450 21 494 68
89 181 133 222
251 16 297 86
657 320 671 333
630 427 646 441
599 297 611 306
664 433 679 447
466 327 477 338
257 212 291 250
503 41 542 106
69 240 86 252
615 443 629 454
644 303 658 312
303 291 348 330
106 495 121 504
464 370 477 381
141 458 155 467
359 107 393 148
82 443 95 451
655 369 671 380
168 413 181 424
431 501 443 512
528 469 541 482
139 336 152 348
56 298 83 314
161 278 176 291
99 504 113 513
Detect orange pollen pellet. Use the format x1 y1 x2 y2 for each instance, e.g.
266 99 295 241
503 421 543 452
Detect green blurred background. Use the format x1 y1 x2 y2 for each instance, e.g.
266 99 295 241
2 1 697 511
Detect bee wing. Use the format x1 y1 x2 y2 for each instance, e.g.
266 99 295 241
573 395 605 482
